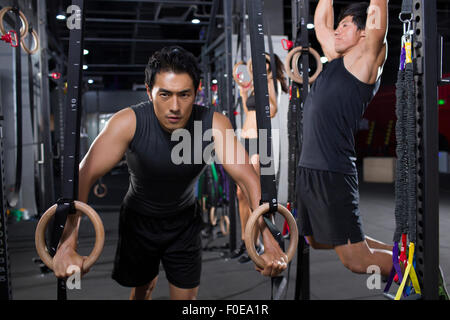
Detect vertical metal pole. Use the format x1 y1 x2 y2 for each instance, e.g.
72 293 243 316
224 0 237 253
224 0 236 128
291 0 298 42
293 0 310 301
0 89 12 300
37 0 55 210
414 0 439 300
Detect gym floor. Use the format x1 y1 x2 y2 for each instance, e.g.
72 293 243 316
7 172 450 300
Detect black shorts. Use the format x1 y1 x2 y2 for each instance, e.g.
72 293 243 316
296 166 365 246
112 202 203 289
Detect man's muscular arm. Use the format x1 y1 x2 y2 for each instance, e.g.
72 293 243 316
212 112 288 277
364 0 388 59
52 108 136 278
314 0 339 61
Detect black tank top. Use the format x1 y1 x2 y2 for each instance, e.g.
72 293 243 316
299 57 380 175
123 101 215 217
246 94 256 111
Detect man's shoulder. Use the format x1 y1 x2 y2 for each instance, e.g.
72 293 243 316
107 106 138 139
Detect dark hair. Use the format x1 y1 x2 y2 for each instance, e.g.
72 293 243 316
337 2 369 31
265 53 289 94
145 46 201 92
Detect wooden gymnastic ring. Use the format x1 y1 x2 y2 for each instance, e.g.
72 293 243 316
21 29 39 55
209 206 217 226
247 54 273 80
284 46 323 84
233 61 253 88
35 201 105 271
244 203 298 269
93 183 108 198
219 214 230 235
0 7 29 39
291 50 322 81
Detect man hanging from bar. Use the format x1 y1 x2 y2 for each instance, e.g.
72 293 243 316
296 1 394 277
50 46 287 300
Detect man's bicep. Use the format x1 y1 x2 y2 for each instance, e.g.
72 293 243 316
315 26 338 61
80 109 134 178
365 0 388 56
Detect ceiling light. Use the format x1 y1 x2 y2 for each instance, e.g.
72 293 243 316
307 23 315 29
320 56 328 63
88 79 94 84
83 65 88 70
191 18 201 24
84 49 89 55
212 79 218 84
56 14 66 20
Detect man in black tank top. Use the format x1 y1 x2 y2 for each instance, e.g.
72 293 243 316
297 1 394 279
51 46 288 299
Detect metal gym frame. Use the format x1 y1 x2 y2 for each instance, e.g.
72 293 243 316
414 0 440 300
0 0 445 301
291 0 311 301
200 0 238 254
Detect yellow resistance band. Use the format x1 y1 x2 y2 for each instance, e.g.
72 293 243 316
395 242 422 300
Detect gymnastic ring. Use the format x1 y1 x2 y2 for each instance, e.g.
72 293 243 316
93 183 108 198
232 61 253 88
244 203 298 269
219 215 230 235
292 50 322 81
0 7 29 39
35 201 105 272
21 29 39 55
247 54 273 79
284 46 323 84
209 206 217 226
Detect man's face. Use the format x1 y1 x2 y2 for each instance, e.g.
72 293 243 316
147 71 196 133
334 16 365 54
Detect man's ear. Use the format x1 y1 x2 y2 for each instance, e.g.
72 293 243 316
146 84 153 102
360 29 367 38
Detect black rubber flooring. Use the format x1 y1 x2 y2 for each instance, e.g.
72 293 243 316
6 173 450 300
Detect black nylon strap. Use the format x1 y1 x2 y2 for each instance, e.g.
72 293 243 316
9 5 23 208
247 0 278 208
401 0 413 15
27 26 35 133
0 107 12 300
48 0 85 300
265 19 278 96
248 0 289 301
400 0 413 21
263 215 284 250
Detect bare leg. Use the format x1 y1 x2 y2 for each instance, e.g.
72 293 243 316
365 235 393 252
334 240 393 276
305 235 393 252
169 284 199 300
130 276 158 300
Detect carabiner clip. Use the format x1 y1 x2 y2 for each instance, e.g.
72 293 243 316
1 30 18 47
281 39 293 51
